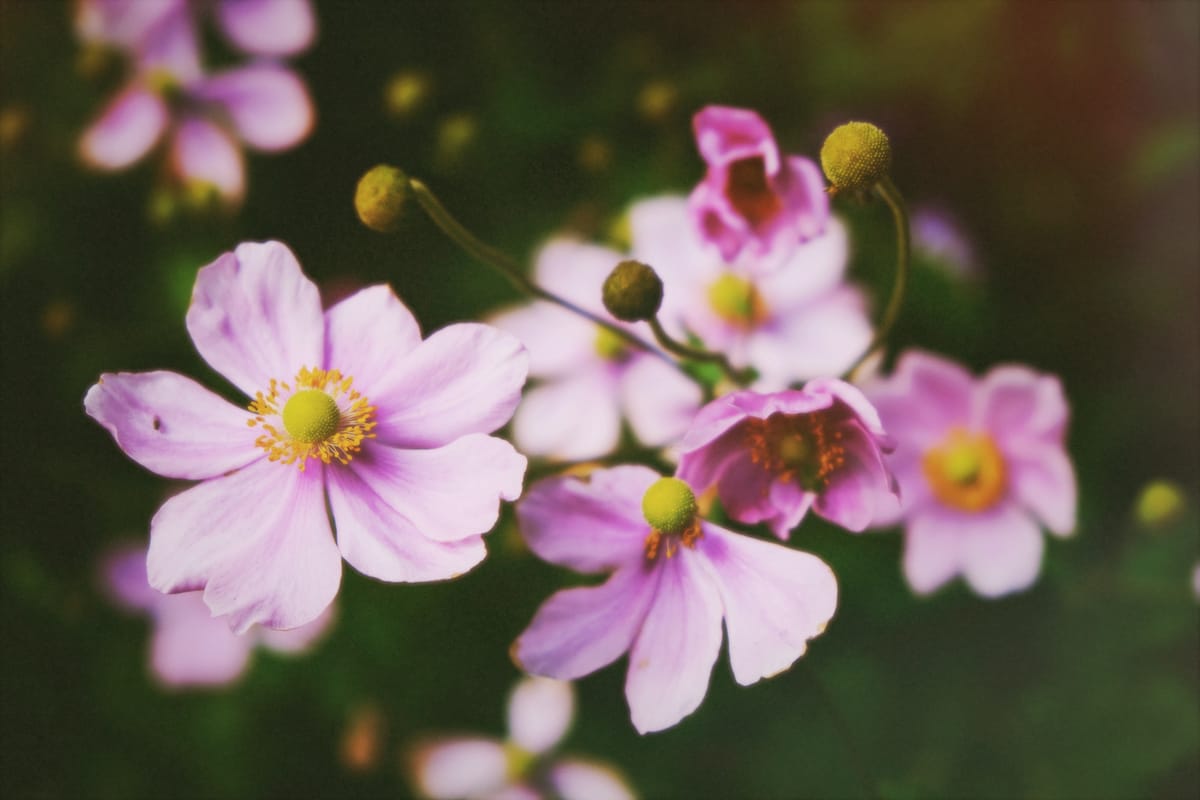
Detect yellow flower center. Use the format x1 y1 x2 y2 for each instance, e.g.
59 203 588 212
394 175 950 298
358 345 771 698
641 477 702 561
248 367 377 470
593 325 629 362
707 273 766 327
922 428 1007 513
745 410 846 491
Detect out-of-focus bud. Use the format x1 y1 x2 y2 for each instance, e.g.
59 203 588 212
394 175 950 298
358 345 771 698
577 135 613 174
637 79 678 123
384 70 431 120
355 164 410 233
435 113 478 171
0 105 31 152
1134 479 1187 531
820 121 892 194
340 704 386 773
602 259 663 322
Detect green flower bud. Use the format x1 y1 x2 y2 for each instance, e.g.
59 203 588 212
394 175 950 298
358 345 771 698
642 477 698 536
1134 479 1186 531
820 121 892 194
355 164 410 233
602 260 663 322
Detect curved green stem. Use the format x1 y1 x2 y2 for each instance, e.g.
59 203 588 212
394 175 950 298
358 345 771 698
843 175 910 381
647 317 754 387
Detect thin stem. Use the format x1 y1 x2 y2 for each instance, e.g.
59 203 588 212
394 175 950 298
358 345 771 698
843 174 910 381
647 317 754 386
407 178 687 373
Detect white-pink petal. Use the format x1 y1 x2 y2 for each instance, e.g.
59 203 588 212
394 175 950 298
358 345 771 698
169 116 245 202
150 594 255 687
976 365 1069 443
512 369 622 461
624 552 724 734
619 355 703 449
960 504 1045 598
550 759 636 800
903 510 967 595
185 240 325 397
489 301 594 379
216 0 315 57
410 738 510 800
1008 443 1077 537
323 284 423 394
506 676 575 755
198 65 314 152
79 86 168 170
85 370 260 480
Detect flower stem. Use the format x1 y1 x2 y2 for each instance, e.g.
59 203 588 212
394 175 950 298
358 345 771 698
407 178 687 372
647 317 754 386
843 175 910 381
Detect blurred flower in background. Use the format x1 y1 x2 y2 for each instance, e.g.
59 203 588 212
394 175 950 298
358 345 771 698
911 206 978 279
101 542 334 688
408 676 635 800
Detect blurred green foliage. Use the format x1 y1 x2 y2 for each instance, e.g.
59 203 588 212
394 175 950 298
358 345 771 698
1 1 1196 798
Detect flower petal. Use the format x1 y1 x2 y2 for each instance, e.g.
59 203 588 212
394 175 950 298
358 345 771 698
196 64 314 152
698 525 836 686
350 435 525 542
550 759 636 800
1009 443 1077 537
511 370 622 461
170 117 245 202
517 467 655 574
489 301 594 379
369 323 528 449
215 0 315 56
758 217 849 310
101 544 158 611
85 370 260 480
409 738 509 800
79 86 167 170
323 284 422 392
625 551 724 733
256 602 336 653
185 240 324 397
961 505 1045 598
513 565 657 681
864 350 974 447
533 239 623 312
749 288 872 385
147 459 341 633
814 424 897 533
327 463 487 582
976 365 1069 444
619 355 703 449
902 509 968 595
150 592 254 687
507 676 575 755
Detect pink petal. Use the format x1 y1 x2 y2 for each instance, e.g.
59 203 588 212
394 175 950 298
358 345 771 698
619 355 703 449
79 86 167 170
550 759 636 800
758 217 849 309
1008 443 1077 537
169 117 245 202
976 365 1069 444
323 284 423 392
147 459 341 633
197 65 314 152
693 105 779 173
370 323 528 449
903 509 968 595
961 504 1045 597
84 370 260 480
101 544 158 611
150 592 254 687
257 601 336 653
532 239 624 313
513 565 657 681
764 479 816 539
628 194 715 280
506 677 575 755
698 525 836 686
216 0 315 56
625 551 724 733
748 288 872 384
511 369 622 461
864 350 974 447
349 435 525 543
516 467 655 574
76 0 178 48
813 424 897 533
185 240 324 397
778 154 830 240
409 738 509 800
489 301 594 379
327 463 487 582
136 0 201 81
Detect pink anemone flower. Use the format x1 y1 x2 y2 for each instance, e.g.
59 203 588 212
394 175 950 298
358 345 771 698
409 676 635 800
85 241 528 632
677 381 898 539
512 466 837 734
631 196 872 388
864 350 1077 597
688 105 829 268
77 0 315 205
490 238 701 461
102 542 333 688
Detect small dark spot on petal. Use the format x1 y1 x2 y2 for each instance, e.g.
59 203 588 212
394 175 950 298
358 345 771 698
151 416 162 431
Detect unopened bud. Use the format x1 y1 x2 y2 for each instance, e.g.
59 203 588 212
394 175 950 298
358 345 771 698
820 121 891 193
602 260 663 322
355 164 410 233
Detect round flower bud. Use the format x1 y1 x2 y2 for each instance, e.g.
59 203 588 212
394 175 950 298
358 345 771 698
642 477 698 536
1134 479 1186 532
602 260 663 322
355 164 410 233
820 121 891 193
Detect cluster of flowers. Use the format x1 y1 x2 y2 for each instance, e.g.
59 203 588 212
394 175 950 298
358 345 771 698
87 104 1076 754
77 0 316 206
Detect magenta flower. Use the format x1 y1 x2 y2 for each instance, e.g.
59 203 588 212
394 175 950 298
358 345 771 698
864 350 1077 597
408 676 635 800
632 196 872 387
85 241 528 632
490 238 701 461
677 381 897 539
102 542 333 687
512 467 837 733
689 105 829 267
77 0 315 205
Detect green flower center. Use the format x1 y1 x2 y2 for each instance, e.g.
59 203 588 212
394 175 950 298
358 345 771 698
593 326 629 362
282 389 341 443
642 477 698 536
707 273 764 326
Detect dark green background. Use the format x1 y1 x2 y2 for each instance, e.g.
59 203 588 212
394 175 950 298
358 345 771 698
2 1 1197 798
